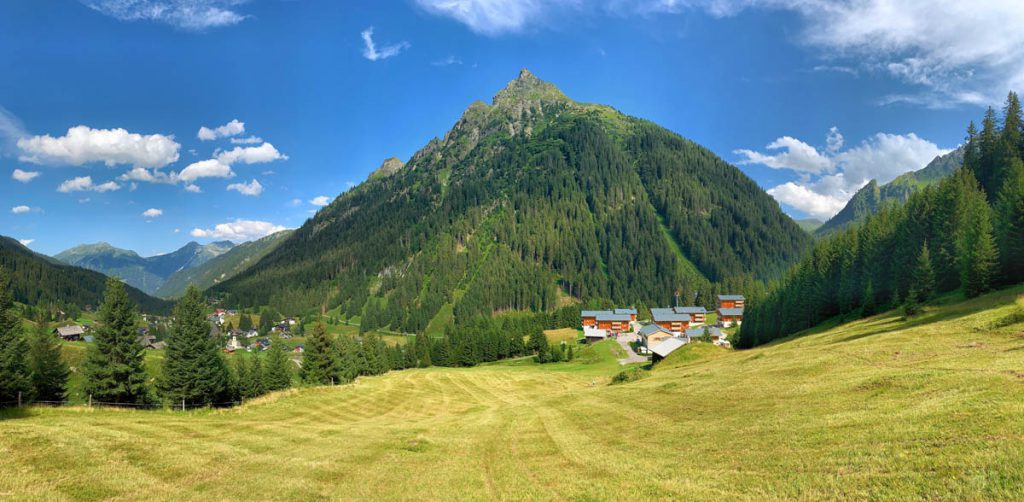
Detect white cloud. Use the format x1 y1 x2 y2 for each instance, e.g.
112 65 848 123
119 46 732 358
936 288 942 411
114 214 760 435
184 183 202 193
198 119 245 141
57 176 121 193
11 205 30 214
288 198 302 207
309 195 331 207
227 179 263 196
18 239 33 247
0 107 28 155
230 135 263 144
18 125 180 168
191 219 288 242
361 26 410 61
11 169 40 183
119 167 175 184
176 159 234 182
742 127 949 219
142 208 163 218
81 0 249 30
432 55 463 66
215 142 287 165
735 136 834 175
414 0 548 35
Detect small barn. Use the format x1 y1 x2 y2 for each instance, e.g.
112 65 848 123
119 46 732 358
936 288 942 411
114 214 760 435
54 325 86 341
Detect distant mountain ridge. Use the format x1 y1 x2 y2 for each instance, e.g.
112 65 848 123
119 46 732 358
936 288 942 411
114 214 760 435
0 236 170 314
155 231 292 298
816 147 965 236
55 240 235 295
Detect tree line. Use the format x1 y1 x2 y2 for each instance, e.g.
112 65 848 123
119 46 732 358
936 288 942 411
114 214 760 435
737 92 1024 348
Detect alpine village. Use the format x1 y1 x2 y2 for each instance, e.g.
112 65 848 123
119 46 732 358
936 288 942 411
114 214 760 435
3 3 1024 500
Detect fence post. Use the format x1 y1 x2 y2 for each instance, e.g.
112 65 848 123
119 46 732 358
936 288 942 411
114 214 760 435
17 392 22 408
88 394 92 407
181 399 185 411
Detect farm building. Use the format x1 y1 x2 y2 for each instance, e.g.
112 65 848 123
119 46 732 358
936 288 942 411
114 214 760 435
54 325 86 341
638 324 675 349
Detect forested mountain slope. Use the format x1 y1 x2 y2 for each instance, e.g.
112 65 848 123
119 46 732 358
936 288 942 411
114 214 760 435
55 241 234 295
0 236 170 314
211 70 810 328
155 231 291 298
816 147 964 236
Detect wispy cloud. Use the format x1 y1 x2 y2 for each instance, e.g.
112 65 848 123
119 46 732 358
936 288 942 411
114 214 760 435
361 26 409 61
432 55 463 67
80 0 250 30
198 119 245 140
142 208 163 218
11 169 40 183
309 195 331 207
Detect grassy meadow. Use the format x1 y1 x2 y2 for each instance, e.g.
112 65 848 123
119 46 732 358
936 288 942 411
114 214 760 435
4 287 1024 499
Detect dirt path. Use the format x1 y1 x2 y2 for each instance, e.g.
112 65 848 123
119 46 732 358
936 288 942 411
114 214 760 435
615 334 648 365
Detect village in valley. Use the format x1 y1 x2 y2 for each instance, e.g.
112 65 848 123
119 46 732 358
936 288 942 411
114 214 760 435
580 294 744 362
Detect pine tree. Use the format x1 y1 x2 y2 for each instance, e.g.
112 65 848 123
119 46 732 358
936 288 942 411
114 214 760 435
996 158 1024 284
236 354 265 399
334 334 361 382
82 278 150 405
1003 91 1023 160
861 280 876 317
262 336 293 391
903 288 921 317
300 322 337 385
238 313 253 332
28 314 68 402
160 286 231 407
911 242 936 302
0 268 32 406
566 344 574 361
960 190 1000 298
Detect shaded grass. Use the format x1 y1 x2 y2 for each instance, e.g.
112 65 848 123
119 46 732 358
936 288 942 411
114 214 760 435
4 287 1024 499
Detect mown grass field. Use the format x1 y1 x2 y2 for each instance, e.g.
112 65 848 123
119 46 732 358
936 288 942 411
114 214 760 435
4 287 1024 500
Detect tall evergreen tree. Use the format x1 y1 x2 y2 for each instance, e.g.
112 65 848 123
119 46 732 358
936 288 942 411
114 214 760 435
996 158 1024 284
0 268 32 406
238 313 253 332
27 314 68 402
262 336 292 391
300 322 337 385
960 191 1000 297
911 242 936 302
160 286 231 407
82 278 150 404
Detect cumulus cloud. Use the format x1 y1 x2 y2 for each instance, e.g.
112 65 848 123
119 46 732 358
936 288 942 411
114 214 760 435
11 205 30 214
119 167 175 184
142 208 163 218
11 169 39 183
214 142 287 164
198 119 245 141
17 125 180 168
361 26 409 61
227 179 263 196
309 195 331 207
738 127 948 220
176 159 234 182
191 219 288 242
230 135 263 144
81 0 249 30
57 176 121 193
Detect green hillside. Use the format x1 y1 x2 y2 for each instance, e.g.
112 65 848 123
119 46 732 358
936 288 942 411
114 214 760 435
55 241 234 295
3 287 1024 499
155 231 292 298
0 236 170 314
211 70 810 322
816 147 964 236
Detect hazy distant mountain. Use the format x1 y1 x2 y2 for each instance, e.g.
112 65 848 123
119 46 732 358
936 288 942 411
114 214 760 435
816 147 965 236
55 240 235 295
155 231 292 299
1 236 170 314
796 219 824 234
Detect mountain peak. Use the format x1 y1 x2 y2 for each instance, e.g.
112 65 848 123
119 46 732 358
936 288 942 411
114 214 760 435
369 157 406 180
492 68 568 107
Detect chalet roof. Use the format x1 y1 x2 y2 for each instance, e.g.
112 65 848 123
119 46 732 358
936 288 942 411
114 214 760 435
596 313 632 322
613 308 638 315
55 325 86 337
674 306 707 314
148 341 167 350
718 295 745 301
685 327 724 338
581 310 610 317
650 308 691 323
652 337 687 358
638 324 673 337
718 308 745 316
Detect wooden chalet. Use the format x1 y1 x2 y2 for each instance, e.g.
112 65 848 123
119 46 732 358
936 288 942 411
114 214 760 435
717 308 744 327
638 324 675 349
718 295 745 310
650 308 691 334
54 325 86 341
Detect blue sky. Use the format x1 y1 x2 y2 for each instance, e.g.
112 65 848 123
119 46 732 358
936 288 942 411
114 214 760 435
2 0 1022 256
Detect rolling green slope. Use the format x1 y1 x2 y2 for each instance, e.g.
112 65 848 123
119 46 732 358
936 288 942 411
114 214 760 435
155 231 291 298
212 70 810 323
0 236 171 314
3 287 1024 499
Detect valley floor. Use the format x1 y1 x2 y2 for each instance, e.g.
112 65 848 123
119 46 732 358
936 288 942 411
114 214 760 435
5 287 1024 500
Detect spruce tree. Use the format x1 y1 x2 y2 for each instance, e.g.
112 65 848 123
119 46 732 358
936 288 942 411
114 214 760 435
861 280 876 317
238 313 253 332
300 322 337 385
28 314 69 402
911 242 936 302
262 336 293 391
0 268 32 406
960 194 1000 297
996 158 1024 284
82 278 150 405
160 286 231 407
